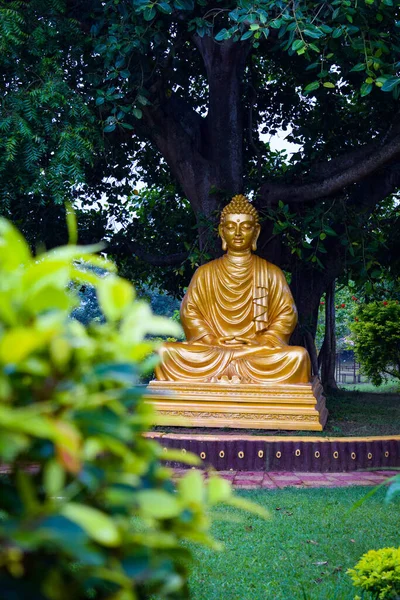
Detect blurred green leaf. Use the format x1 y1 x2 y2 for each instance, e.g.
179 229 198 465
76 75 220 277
61 503 122 546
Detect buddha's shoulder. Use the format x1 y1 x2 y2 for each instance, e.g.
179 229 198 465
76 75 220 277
193 257 224 277
253 255 286 277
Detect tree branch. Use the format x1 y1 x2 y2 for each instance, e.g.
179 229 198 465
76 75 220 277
259 129 400 205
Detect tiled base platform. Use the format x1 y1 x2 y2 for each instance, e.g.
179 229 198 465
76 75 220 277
148 432 400 472
173 469 399 489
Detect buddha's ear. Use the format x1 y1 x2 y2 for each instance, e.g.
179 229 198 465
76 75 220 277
218 225 227 251
252 224 261 252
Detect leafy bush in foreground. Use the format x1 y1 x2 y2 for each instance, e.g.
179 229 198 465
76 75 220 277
0 218 266 600
350 300 400 386
348 547 400 600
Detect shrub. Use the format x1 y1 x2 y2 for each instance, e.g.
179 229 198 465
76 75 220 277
347 547 400 600
350 300 400 386
0 218 267 600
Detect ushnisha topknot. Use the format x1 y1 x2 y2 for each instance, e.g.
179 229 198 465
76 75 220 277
220 194 259 225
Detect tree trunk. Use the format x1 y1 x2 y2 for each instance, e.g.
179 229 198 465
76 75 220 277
289 263 323 376
320 280 339 392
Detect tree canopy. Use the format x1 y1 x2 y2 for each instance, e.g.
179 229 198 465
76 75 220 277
1 0 400 358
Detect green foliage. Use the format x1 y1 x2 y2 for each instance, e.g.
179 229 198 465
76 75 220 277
1 0 400 306
347 547 400 600
316 285 360 351
0 0 101 205
94 0 400 123
0 217 267 600
350 300 400 386
108 187 196 297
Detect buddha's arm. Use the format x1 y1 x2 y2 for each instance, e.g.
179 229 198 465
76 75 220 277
180 268 217 344
256 265 297 347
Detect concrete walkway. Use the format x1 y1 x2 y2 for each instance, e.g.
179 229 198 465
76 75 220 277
174 469 398 489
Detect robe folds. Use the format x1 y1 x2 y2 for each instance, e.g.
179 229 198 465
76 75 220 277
155 253 311 384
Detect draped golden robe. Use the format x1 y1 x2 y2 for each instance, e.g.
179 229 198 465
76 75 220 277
155 254 311 384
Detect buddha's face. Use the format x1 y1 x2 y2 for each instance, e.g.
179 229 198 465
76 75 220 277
219 213 260 253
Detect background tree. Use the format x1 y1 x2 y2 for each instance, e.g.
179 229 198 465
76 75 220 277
1 0 400 386
351 300 400 386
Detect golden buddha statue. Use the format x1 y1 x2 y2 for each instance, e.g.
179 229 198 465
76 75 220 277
155 195 310 384
147 195 327 431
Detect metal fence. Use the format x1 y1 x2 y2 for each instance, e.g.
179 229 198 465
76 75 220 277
335 351 364 384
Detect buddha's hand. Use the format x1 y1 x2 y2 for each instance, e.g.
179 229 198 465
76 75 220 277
219 336 258 346
200 334 219 345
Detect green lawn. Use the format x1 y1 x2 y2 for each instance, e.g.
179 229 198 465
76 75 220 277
187 487 400 600
322 390 400 437
340 380 400 394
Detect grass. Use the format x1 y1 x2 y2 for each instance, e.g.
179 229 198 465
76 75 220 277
320 389 400 437
186 487 400 600
340 380 400 394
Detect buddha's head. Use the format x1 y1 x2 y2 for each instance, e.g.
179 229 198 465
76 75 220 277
219 195 261 254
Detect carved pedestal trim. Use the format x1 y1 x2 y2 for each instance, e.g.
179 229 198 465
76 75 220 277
145 377 328 431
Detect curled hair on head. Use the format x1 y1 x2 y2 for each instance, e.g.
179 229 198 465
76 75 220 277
220 194 259 225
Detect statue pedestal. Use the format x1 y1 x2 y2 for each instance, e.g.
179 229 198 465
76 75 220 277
145 377 328 431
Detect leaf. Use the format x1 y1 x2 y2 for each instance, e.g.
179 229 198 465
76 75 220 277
215 28 230 41
157 2 173 14
226 495 270 519
304 81 320 93
61 503 121 546
26 285 72 314
323 82 335 88
303 28 323 39
119 69 130 79
104 123 116 133
0 431 29 462
240 30 254 41
121 301 182 343
292 39 305 51
133 108 143 119
97 275 135 321
95 96 105 106
0 218 32 271
360 82 373 96
332 27 343 38
207 476 232 504
381 77 400 92
143 6 156 20
0 328 51 364
65 203 78 245
178 470 204 504
160 448 201 466
350 63 366 72
174 0 194 9
137 94 150 106
44 459 66 498
386 478 400 503
322 226 335 236
135 490 182 518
